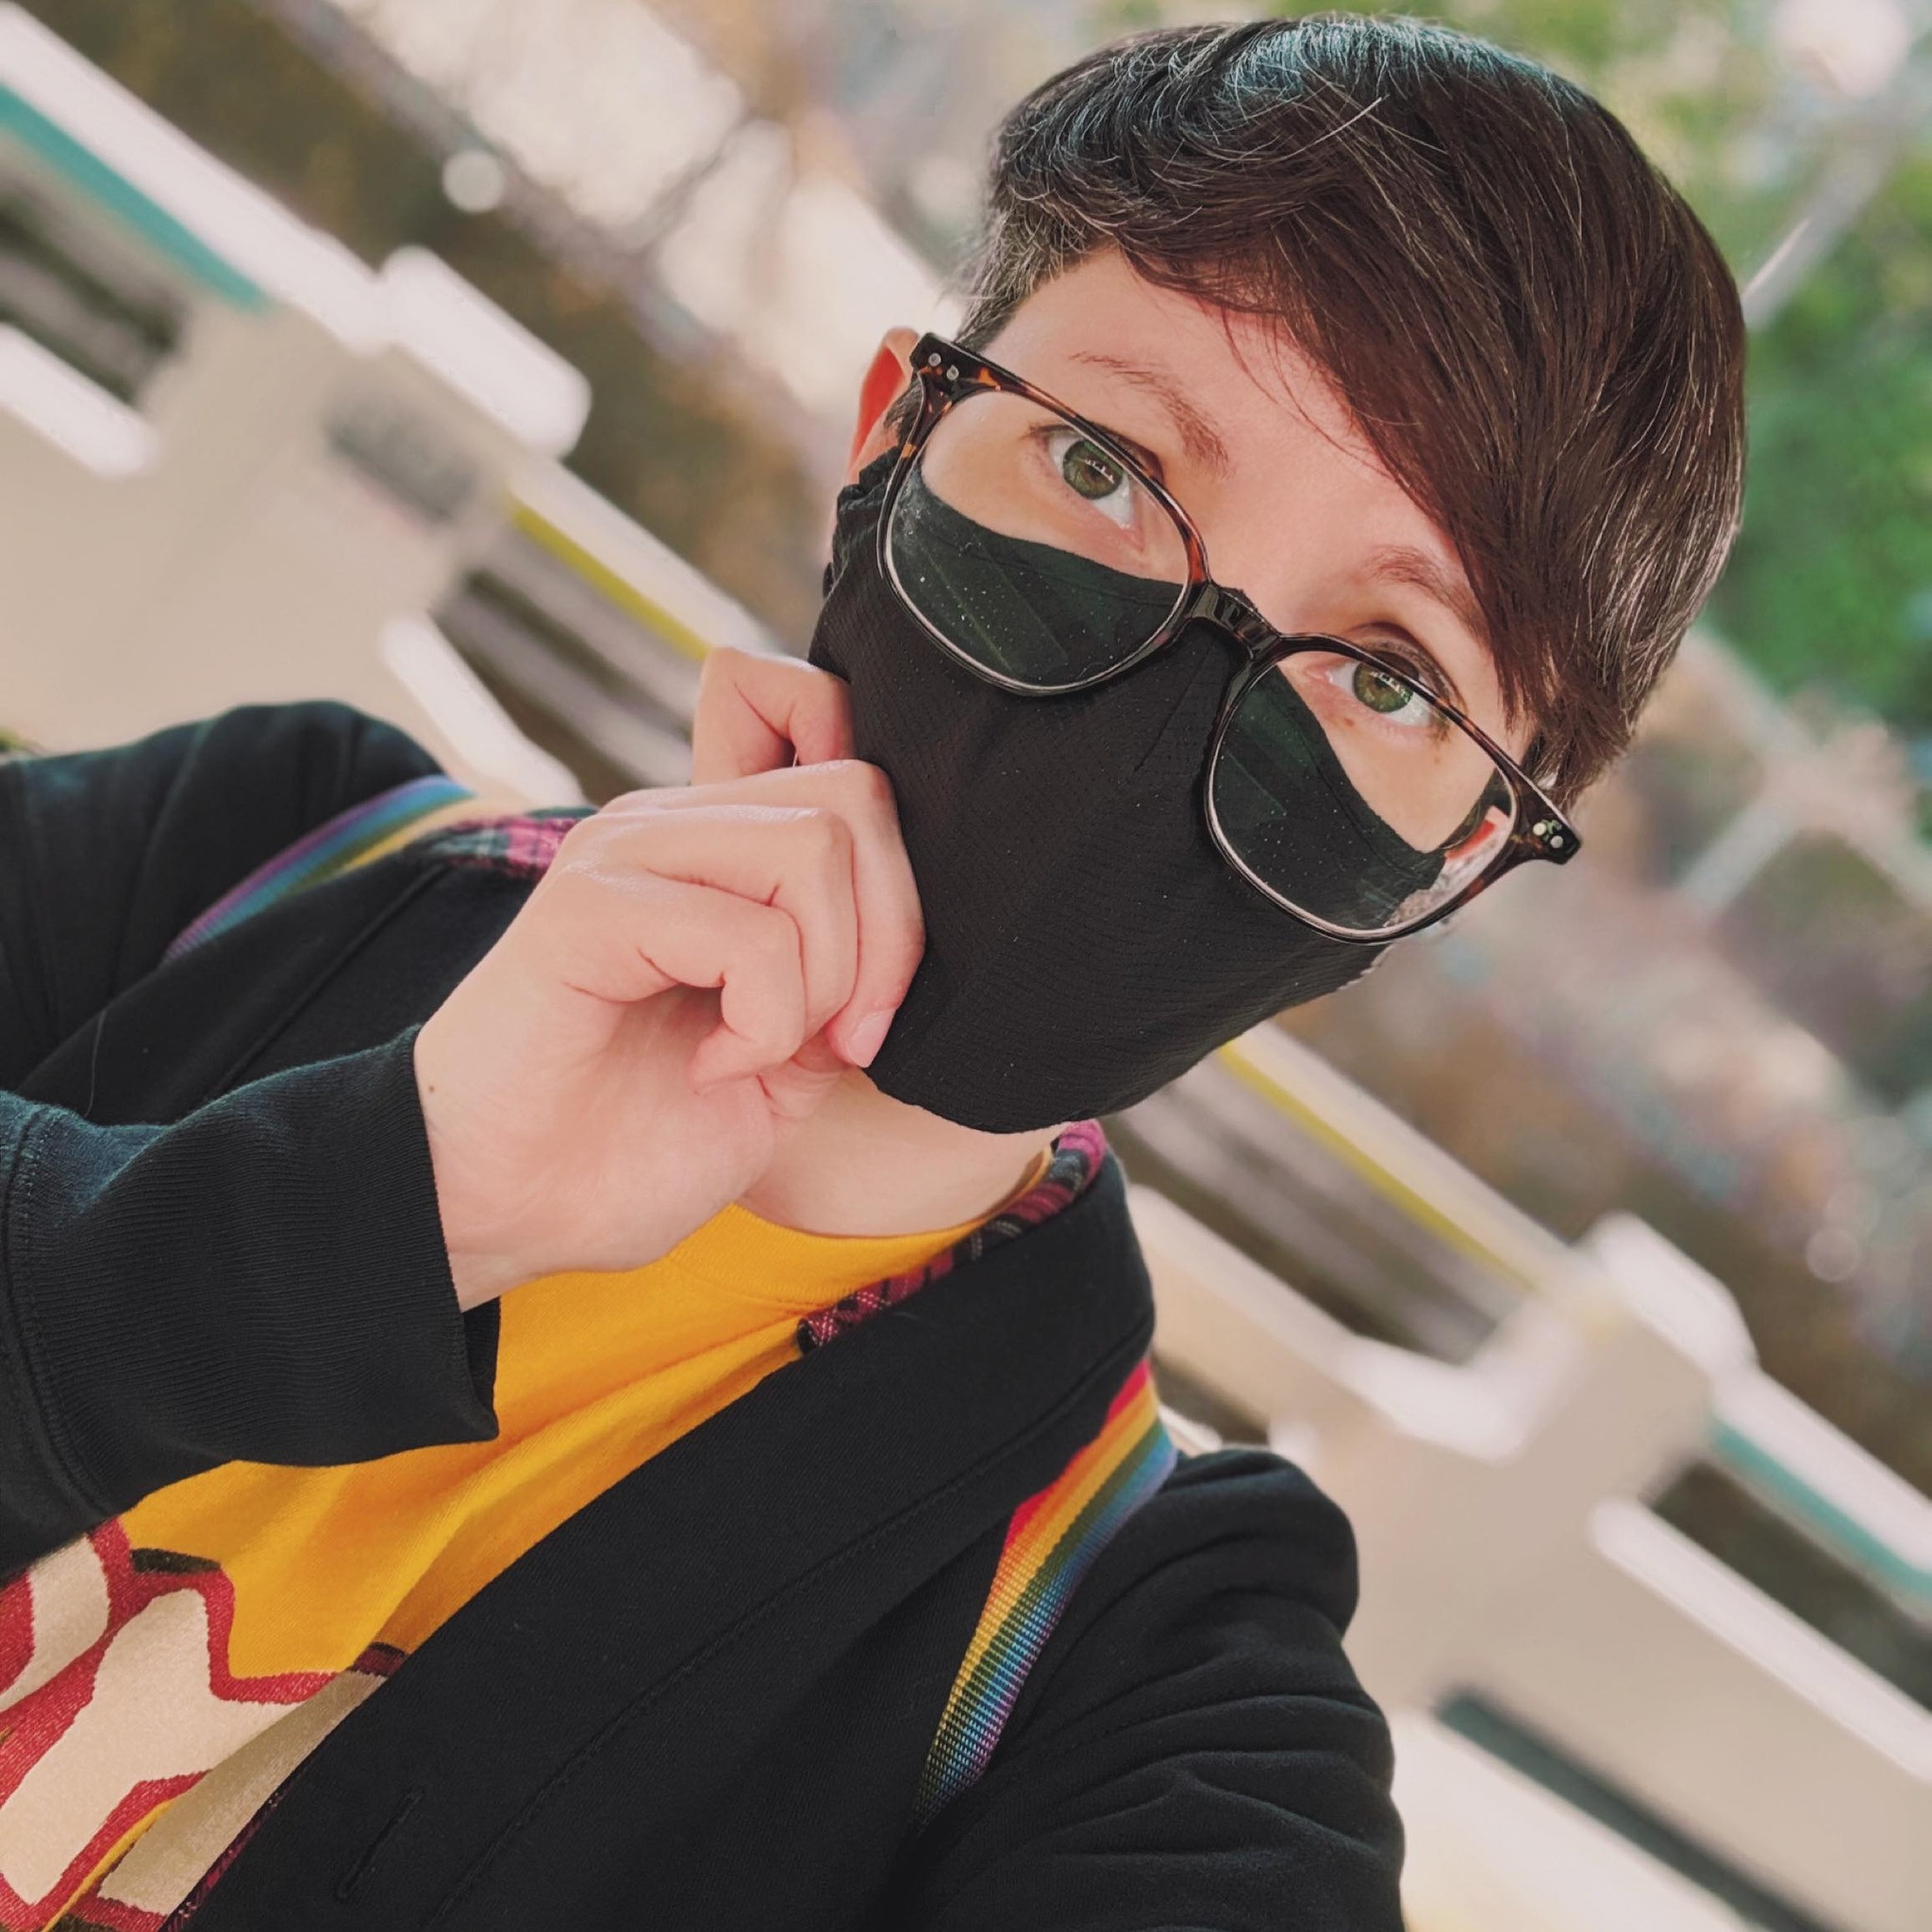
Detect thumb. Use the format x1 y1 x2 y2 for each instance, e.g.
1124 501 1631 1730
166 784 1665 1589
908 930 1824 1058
757 1035 851 1123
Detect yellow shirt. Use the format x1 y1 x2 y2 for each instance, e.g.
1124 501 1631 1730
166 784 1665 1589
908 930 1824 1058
123 1198 1012 1669
23 1178 1040 1929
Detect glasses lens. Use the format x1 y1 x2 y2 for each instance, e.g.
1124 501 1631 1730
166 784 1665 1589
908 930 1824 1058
886 390 1189 689
1209 650 1518 937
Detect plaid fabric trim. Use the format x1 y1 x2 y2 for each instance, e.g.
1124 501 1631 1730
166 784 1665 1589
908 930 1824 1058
407 806 593 881
797 1118 1108 1353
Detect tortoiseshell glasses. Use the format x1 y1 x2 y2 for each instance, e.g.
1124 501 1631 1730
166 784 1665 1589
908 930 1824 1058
875 333 1580 941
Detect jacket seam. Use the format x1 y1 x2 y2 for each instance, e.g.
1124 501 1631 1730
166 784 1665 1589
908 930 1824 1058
194 865 444 1106
3 765 62 1062
1 1106 111 1521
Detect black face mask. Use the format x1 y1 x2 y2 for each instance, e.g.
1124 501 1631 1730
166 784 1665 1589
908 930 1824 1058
807 458 1400 1134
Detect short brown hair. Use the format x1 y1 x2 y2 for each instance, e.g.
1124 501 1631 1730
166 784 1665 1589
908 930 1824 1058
959 14 1745 800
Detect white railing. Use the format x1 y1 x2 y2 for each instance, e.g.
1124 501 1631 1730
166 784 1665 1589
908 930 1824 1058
1140 1028 1932 1932
0 2 785 807
0 5 588 801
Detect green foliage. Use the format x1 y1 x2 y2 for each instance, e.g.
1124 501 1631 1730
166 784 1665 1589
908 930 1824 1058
1263 0 1788 261
1250 1 1932 738
1710 158 1932 730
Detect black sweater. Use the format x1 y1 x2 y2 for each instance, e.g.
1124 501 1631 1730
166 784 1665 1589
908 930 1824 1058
0 704 1404 1930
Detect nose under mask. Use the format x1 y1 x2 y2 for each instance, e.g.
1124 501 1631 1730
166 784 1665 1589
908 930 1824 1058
806 458 1406 1134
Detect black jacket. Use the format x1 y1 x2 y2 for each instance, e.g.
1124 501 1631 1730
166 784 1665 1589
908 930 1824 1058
0 704 1404 1930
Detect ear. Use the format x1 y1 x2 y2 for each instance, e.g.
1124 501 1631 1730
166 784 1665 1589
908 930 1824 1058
845 327 920 485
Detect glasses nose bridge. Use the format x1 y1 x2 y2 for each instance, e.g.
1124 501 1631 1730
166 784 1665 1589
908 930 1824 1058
1191 580 1283 661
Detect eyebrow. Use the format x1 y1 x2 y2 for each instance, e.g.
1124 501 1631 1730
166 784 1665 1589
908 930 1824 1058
1067 351 1233 476
1358 543 1491 706
1362 543 1485 640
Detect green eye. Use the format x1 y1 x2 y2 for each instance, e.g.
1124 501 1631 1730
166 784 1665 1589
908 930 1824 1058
1352 662 1416 714
1060 439 1124 500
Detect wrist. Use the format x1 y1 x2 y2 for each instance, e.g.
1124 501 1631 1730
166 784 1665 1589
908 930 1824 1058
446 1247 531 1313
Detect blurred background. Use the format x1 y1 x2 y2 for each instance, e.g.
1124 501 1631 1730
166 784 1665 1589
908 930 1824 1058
0 1 1927 1925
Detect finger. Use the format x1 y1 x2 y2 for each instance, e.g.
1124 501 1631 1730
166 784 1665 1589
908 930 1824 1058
807 762 925 1066
557 807 859 1047
757 1050 848 1123
578 763 921 1067
527 864 811 1083
691 891 810 1090
692 647 856 784
788 1031 850 1077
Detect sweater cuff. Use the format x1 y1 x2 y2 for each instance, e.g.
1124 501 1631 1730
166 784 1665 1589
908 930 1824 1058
10 1031 499 1523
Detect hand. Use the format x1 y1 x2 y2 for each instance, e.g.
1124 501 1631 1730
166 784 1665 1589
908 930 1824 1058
412 649 923 1308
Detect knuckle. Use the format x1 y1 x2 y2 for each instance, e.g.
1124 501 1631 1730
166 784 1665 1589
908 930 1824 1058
799 658 852 700
744 908 803 974
544 846 607 899
886 920 928 980
826 758 895 811
787 805 852 864
553 818 637 879
701 644 749 689
556 812 604 858
764 650 822 686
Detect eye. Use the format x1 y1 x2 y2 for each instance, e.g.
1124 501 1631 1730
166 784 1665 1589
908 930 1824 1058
1045 429 1136 527
1329 657 1438 730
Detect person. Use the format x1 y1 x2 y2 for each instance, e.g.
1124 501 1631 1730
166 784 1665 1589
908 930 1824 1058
0 15 1742 1930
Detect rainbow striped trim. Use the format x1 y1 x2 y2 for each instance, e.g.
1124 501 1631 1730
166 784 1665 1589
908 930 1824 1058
163 774 476 962
915 1357 1177 1825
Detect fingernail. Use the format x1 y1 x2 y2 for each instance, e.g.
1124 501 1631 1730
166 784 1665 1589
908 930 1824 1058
844 1008 892 1067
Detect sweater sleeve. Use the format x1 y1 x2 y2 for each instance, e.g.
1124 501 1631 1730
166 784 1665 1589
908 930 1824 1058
0 701 445 1079
0 706 498 1576
886 1450 1407 1932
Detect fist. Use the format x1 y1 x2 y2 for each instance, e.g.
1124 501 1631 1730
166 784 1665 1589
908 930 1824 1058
412 649 922 1307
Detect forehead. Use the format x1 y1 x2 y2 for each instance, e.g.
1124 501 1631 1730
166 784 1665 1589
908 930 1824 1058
980 251 1396 506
